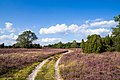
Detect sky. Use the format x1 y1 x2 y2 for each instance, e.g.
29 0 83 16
0 0 120 45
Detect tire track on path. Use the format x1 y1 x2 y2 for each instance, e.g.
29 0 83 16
55 50 72 80
27 58 50 80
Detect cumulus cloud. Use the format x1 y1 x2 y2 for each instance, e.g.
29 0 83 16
0 33 18 45
89 20 117 28
39 19 117 37
40 24 68 34
0 40 16 45
79 20 117 37
85 18 103 23
5 22 15 32
80 28 110 36
0 33 18 40
0 22 15 34
0 28 3 33
5 22 12 28
68 24 79 33
33 38 62 45
0 22 17 45
41 38 61 43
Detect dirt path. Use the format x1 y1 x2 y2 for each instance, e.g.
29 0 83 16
55 50 71 80
27 50 71 80
27 58 49 80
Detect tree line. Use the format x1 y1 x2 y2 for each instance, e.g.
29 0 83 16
44 40 81 48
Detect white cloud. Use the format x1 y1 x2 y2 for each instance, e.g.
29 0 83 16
0 22 18 45
80 28 110 37
0 33 18 45
33 38 62 45
68 24 79 33
5 22 13 29
5 22 15 32
39 24 80 34
0 33 18 40
79 20 117 29
0 40 16 45
39 19 117 38
0 22 15 34
90 20 117 28
79 20 117 37
40 24 68 34
23 37 61 46
41 38 61 43
94 18 103 21
0 28 3 33
85 18 103 23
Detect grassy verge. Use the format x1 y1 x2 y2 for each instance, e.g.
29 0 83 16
35 55 60 80
0 62 40 80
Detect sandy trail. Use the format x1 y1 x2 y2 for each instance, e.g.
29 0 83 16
27 58 49 80
55 50 71 80
27 50 71 80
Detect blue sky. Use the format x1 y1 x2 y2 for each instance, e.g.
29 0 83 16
0 0 120 45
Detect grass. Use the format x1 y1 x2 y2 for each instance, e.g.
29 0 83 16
0 62 40 80
35 55 60 80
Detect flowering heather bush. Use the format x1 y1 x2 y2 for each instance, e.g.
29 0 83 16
59 49 120 80
0 48 67 77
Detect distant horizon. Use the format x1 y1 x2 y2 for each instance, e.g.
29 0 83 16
0 0 120 45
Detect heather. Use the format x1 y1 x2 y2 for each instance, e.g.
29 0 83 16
59 49 120 80
0 48 67 77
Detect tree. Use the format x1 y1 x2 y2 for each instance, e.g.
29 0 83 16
112 14 120 51
31 44 42 48
102 35 114 51
83 34 103 53
80 39 85 52
71 40 78 48
12 43 20 48
0 43 4 48
16 30 38 48
56 42 63 48
65 42 71 48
